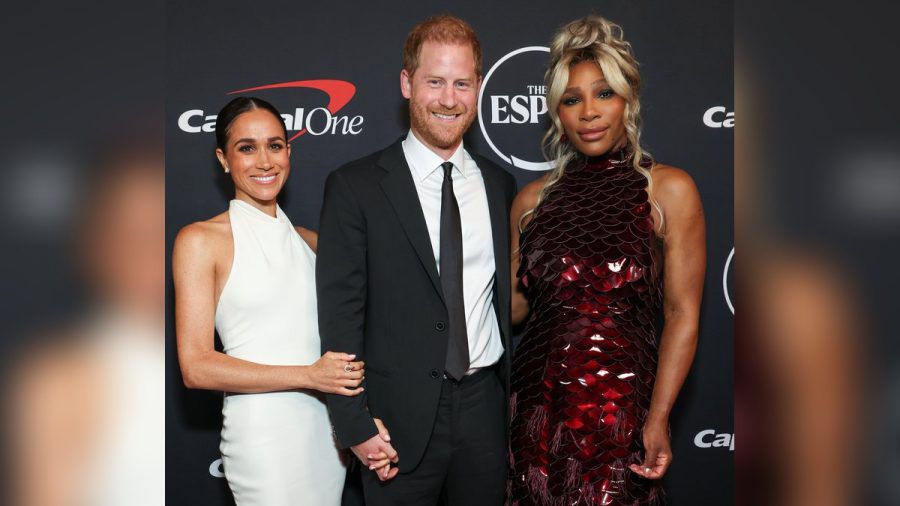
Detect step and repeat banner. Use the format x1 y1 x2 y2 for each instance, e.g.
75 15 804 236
166 1 732 504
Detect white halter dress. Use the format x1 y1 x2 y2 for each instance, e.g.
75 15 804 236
215 199 345 505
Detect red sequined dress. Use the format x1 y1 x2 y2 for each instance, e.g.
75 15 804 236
508 150 664 505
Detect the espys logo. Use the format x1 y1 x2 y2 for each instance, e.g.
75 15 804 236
723 247 734 314
693 429 734 451
478 47 552 172
703 106 734 128
177 80 364 141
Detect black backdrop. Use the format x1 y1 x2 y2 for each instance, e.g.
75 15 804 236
165 1 733 504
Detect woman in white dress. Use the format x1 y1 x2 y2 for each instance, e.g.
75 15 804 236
173 97 374 505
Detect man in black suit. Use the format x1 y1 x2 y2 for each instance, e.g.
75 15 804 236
316 14 516 506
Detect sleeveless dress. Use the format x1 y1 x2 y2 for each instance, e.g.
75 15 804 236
508 151 664 505
215 199 345 505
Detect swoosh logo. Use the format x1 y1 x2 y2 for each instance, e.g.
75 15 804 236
228 80 356 141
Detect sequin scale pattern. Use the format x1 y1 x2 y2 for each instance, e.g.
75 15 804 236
508 151 664 506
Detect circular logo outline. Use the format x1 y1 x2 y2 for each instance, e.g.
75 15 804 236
208 457 225 478
723 247 734 315
477 46 552 172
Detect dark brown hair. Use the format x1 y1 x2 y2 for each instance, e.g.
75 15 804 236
214 96 286 151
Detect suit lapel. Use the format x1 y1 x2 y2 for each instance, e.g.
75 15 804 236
378 139 445 303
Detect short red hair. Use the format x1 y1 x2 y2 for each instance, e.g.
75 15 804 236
402 15 483 77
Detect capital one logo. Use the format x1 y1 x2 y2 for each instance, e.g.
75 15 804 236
694 429 734 451
703 106 734 128
177 79 364 141
478 47 552 171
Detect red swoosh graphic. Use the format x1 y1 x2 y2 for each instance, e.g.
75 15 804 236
228 80 356 141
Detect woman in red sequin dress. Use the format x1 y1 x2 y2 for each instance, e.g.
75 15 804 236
507 16 706 505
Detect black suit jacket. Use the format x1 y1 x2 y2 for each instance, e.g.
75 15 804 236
316 136 516 472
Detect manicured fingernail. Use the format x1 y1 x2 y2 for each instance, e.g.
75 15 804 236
349 354 356 359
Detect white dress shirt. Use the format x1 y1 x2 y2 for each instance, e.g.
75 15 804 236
402 130 504 373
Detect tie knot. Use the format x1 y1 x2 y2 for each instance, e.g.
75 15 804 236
441 161 455 179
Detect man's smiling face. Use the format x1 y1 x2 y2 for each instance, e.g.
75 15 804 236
401 41 480 158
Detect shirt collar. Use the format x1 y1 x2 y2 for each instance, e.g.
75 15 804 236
403 129 469 181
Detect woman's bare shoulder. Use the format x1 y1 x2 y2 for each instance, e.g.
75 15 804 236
513 173 549 213
174 211 231 258
649 163 700 202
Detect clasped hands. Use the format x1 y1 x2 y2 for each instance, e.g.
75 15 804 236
350 418 399 481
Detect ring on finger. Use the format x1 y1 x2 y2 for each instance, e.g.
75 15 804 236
343 363 353 373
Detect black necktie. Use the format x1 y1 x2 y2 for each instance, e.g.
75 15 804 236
440 161 469 379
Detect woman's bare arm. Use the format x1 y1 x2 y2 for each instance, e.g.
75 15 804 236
510 176 547 327
173 222 362 394
632 165 706 479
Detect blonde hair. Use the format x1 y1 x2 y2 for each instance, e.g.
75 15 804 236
522 15 664 233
